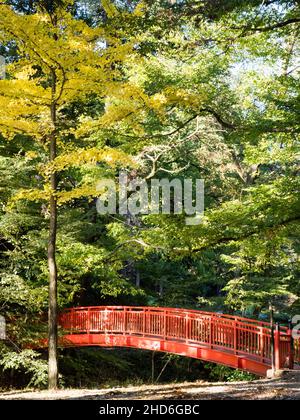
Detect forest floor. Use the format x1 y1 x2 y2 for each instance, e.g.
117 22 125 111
0 371 299 400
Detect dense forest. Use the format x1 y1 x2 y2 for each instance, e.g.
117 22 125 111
0 0 299 389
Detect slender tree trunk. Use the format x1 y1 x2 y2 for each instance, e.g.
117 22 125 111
48 181 58 389
48 69 58 390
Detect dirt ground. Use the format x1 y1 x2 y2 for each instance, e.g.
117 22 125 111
0 371 299 400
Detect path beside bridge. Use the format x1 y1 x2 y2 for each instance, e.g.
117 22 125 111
1 371 299 400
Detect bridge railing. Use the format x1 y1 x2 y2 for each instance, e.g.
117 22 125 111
59 306 298 369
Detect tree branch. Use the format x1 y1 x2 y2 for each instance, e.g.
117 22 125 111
192 214 300 253
232 18 300 34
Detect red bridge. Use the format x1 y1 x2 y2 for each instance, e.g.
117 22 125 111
59 306 300 377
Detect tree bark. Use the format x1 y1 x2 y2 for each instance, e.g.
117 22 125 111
48 68 58 390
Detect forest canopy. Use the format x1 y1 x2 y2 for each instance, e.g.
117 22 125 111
0 0 299 388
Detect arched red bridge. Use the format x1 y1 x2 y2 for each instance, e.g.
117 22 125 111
59 306 300 377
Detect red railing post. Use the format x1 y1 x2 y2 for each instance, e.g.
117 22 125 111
186 314 189 344
270 312 275 371
259 327 264 363
274 323 281 370
234 320 237 355
74 308 77 332
288 322 294 370
87 307 90 333
123 307 127 335
142 308 146 337
87 307 91 344
70 308 74 332
163 310 167 341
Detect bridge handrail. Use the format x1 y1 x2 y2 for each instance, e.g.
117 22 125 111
60 306 288 332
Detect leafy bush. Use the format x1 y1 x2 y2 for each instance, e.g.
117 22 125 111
0 349 48 388
204 363 257 382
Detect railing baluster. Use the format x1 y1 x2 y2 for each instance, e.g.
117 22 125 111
288 322 294 369
234 321 237 355
123 307 127 335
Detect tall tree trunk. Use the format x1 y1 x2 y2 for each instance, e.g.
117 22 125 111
48 69 58 390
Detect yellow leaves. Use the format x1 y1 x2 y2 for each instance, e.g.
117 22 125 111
0 116 40 138
75 81 151 134
8 184 97 206
0 1 150 208
133 2 146 17
42 147 134 176
1 5 101 79
0 77 49 99
67 38 88 51
0 2 141 120
102 0 118 18
57 185 100 205
9 182 103 206
17 147 135 206
100 82 169 127
101 102 138 126
25 151 38 160
163 87 204 109
74 117 97 138
9 187 50 208
14 65 37 81
150 93 168 106
148 93 168 116
0 81 51 138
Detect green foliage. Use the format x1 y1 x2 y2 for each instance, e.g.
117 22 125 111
0 348 48 388
59 348 208 388
204 363 257 383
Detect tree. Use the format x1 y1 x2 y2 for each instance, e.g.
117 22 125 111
0 0 149 388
